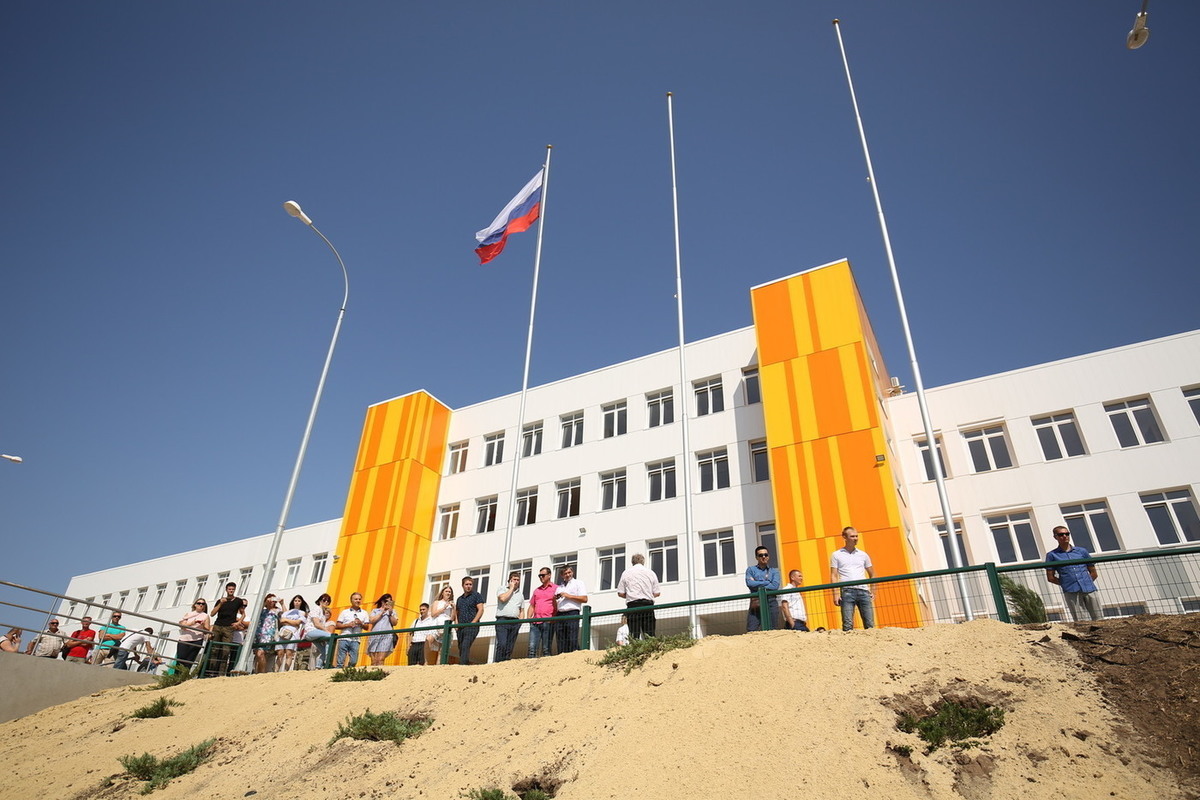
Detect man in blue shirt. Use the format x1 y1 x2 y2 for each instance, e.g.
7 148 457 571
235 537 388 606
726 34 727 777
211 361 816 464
745 546 781 631
1045 526 1102 622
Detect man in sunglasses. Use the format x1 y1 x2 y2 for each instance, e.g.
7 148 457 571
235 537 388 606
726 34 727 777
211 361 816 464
26 619 63 658
1045 526 1102 621
525 568 558 658
92 611 128 665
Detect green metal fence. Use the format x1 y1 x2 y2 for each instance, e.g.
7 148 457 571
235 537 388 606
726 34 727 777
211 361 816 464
198 544 1200 675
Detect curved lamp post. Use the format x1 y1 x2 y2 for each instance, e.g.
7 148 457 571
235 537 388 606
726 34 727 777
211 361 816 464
1 454 23 463
232 201 349 675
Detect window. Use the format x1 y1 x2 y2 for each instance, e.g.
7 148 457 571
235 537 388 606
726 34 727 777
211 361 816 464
476 496 498 534
750 440 769 482
310 553 329 584
1105 397 1165 447
515 488 538 526
133 588 147 612
556 478 581 519
646 389 674 427
1032 412 1087 460
935 520 969 567
238 567 253 594
284 559 301 588
552 553 578 581
522 422 543 457
467 567 491 602
172 580 188 607
697 448 731 491
600 470 627 510
647 459 677 501
448 441 469 474
1141 490 1200 545
153 584 167 611
743 367 761 405
701 530 736 577
986 511 1040 564
484 432 505 466
1103 603 1148 619
215 572 230 600
603 401 628 438
1181 598 1200 613
962 425 1014 472
438 504 461 540
67 602 77 621
194 576 208 601
756 522 777 568
694 377 725 416
560 412 584 448
1185 387 1200 426
509 560 533 599
428 572 450 604
916 436 948 481
1061 501 1121 552
648 538 679 583
598 546 626 591
118 591 129 608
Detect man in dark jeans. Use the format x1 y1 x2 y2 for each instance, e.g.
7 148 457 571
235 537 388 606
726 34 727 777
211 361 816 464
455 576 485 665
209 582 246 675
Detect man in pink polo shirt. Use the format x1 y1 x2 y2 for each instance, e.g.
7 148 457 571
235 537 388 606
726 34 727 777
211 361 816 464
524 567 558 658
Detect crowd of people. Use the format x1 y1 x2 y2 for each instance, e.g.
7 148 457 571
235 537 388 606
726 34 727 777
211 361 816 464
5 524 1107 675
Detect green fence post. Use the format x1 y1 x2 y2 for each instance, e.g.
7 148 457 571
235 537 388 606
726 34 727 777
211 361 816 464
757 587 771 631
197 638 213 678
580 605 592 650
985 562 1011 623
325 633 338 669
439 621 452 665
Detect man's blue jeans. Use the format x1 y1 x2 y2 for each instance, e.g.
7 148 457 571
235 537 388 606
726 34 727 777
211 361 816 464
840 588 875 630
494 618 521 662
527 621 551 658
335 637 360 668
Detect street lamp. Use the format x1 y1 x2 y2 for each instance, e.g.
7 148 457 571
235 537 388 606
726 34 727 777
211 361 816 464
232 201 349 675
1 454 22 463
1126 0 1150 50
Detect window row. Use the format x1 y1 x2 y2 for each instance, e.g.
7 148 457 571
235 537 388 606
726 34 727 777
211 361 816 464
446 369 763 474
429 523 779 601
934 487 1200 566
437 444 770 539
70 553 332 619
915 388 1197 480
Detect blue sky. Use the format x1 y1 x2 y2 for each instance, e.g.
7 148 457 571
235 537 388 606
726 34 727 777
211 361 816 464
2 2 1197 625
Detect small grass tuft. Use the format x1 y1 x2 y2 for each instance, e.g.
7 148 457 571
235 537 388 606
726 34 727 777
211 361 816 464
897 700 1005 752
329 709 433 746
119 738 216 793
593 633 696 675
890 743 914 758
461 790 550 800
1000 575 1048 624
130 696 183 719
329 665 388 683
148 666 196 691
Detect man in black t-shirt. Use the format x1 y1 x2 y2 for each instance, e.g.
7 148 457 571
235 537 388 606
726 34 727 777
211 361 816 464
454 577 485 665
209 582 246 675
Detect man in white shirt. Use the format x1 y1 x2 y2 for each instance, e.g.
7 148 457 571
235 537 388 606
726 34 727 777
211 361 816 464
780 570 810 632
830 526 876 631
554 566 588 654
115 627 161 672
494 572 526 662
333 592 370 668
616 553 661 640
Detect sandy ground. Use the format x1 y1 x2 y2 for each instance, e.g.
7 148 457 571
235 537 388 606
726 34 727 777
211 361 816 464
1 619 1187 800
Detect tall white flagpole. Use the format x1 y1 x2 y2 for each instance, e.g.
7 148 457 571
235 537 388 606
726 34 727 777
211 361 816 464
666 93 701 638
831 20 973 619
498 146 553 633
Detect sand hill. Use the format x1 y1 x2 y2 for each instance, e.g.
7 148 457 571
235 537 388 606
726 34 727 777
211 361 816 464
3 618 1194 800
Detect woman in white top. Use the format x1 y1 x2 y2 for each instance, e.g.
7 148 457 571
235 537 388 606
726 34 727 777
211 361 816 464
276 595 309 672
176 599 212 673
427 586 456 663
303 593 334 670
367 593 398 666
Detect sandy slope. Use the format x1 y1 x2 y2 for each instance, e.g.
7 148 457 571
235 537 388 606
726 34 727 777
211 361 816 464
3 620 1184 800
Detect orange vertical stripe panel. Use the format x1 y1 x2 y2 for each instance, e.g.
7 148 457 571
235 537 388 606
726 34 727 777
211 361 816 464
807 349 852 439
750 280 799 366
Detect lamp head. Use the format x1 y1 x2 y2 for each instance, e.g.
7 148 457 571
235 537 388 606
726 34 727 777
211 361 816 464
283 201 313 226
1126 11 1149 49
1 454 22 463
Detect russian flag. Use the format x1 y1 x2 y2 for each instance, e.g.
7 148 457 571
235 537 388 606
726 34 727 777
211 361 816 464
474 171 543 265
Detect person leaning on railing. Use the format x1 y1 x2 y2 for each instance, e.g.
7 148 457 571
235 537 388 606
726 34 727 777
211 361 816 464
302 593 335 669
26 619 63 657
176 599 212 671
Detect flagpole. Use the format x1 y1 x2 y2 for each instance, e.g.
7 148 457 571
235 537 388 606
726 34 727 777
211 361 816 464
498 146 553 640
831 20 973 619
666 93 701 639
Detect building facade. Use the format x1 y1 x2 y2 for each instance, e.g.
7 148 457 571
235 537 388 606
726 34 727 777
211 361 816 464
60 260 1200 660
